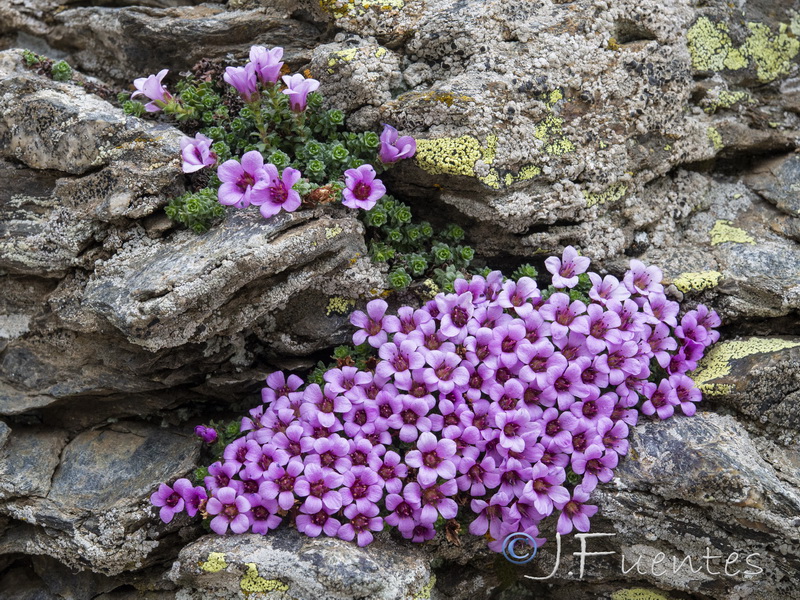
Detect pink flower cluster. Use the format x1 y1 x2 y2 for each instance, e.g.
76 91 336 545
152 247 718 549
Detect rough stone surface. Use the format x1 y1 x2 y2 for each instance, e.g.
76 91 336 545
169 530 433 599
1 0 799 598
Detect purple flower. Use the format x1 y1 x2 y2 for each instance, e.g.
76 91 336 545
180 133 217 173
174 478 207 518
260 459 304 510
205 461 241 494
497 278 539 317
194 425 218 444
669 374 702 416
294 463 343 513
469 492 515 539
217 150 267 209
405 432 457 486
539 293 588 340
340 465 383 511
623 259 663 297
250 45 284 84
436 292 474 338
570 444 618 487
207 487 251 534
456 450 501 496
405 480 458 523
522 462 569 516
597 416 629 455
251 164 302 218
246 496 282 535
224 63 259 102
338 503 383 547
588 273 630 305
421 350 469 395
282 74 320 112
342 164 386 210
132 69 172 112
641 379 678 419
150 482 185 523
377 340 425 387
378 124 416 163
369 450 408 494
384 492 418 532
555 485 598 534
545 246 591 288
296 507 341 538
350 299 399 347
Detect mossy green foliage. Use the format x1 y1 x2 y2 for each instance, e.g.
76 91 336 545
22 50 72 82
165 188 226 233
361 195 476 292
122 61 384 232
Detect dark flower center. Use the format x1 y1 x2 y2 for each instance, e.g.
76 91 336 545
236 447 248 463
393 355 409 371
311 511 328 526
524 388 540 405
554 376 571 392
586 458 602 474
366 384 380 399
288 441 301 456
396 502 413 518
240 173 255 189
216 473 230 487
545 421 560 437
496 367 512 383
499 395 517 410
379 403 393 418
258 454 273 471
421 486 444 505
562 345 579 361
503 422 519 437
511 293 524 307
354 409 368 426
556 309 574 326
435 364 453 380
352 450 368 466
321 398 334 413
676 386 690 402
564 500 581 517
501 469 519 484
607 353 623 369
501 336 516 353
473 415 488 429
379 465 395 480
423 451 441 468
533 478 550 494
277 474 295 492
469 373 483 389
590 320 607 338
320 451 336 467
476 345 490 360
582 368 597 384
602 434 617 448
352 514 370 531
468 464 485 482
425 334 441 350
353 182 372 201
401 319 415 334
310 480 328 497
651 391 667 408
351 480 368 499
529 357 547 372
451 306 469 327
401 409 419 424
366 318 382 336
410 382 428 398
166 492 181 508
253 506 269 520
243 479 259 494
572 432 588 452
560 263 576 278
268 182 288 204
582 401 598 418
222 504 239 519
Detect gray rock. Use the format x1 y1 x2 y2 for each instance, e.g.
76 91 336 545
0 422 201 575
744 153 800 217
0 428 67 500
168 530 433 600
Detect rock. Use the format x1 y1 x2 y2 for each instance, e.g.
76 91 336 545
168 529 433 600
0 422 201 575
744 153 800 217
0 427 67 500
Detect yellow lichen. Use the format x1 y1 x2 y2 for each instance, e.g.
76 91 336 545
534 114 575 156
611 589 674 600
672 270 723 293
375 47 387 58
421 278 440 300
707 127 724 151
608 37 620 51
687 17 800 82
326 297 355 316
479 169 501 189
690 338 800 395
482 135 497 164
517 164 541 180
412 575 437 600
318 0 403 17
414 136 485 177
584 183 628 207
598 141 608 149
546 88 563 107
703 90 755 113
325 225 343 239
200 552 227 573
709 220 755 245
240 563 289 594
